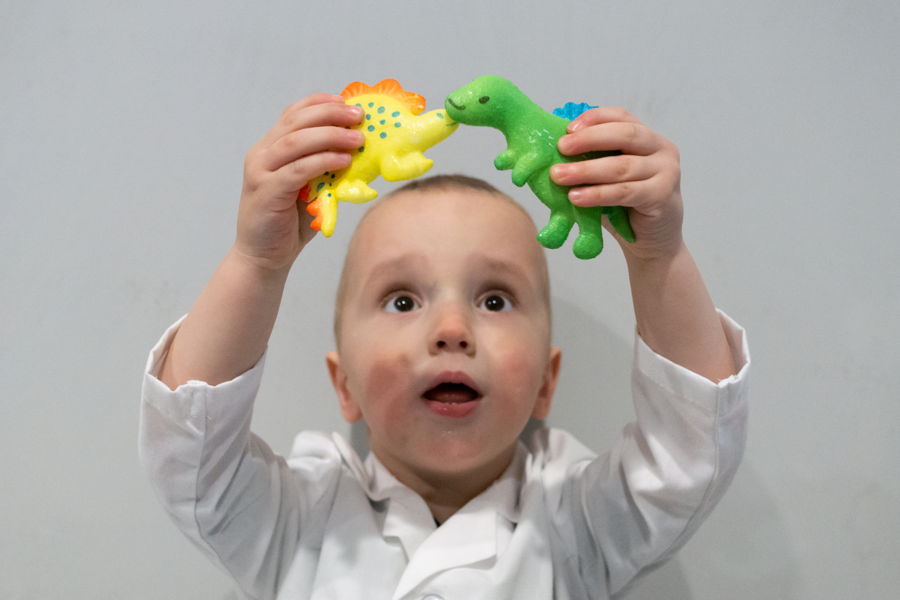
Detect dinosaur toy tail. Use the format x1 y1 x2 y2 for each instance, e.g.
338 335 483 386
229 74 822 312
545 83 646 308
299 185 323 232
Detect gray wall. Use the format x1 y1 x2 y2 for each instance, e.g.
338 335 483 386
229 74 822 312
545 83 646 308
2 0 897 598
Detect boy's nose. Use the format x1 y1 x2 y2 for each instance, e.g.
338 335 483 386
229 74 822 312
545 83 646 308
429 305 475 356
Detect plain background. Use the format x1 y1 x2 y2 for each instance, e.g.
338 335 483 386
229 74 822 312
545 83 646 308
2 1 898 598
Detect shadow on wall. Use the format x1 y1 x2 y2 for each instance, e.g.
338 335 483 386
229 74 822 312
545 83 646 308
618 464 797 597
630 462 800 599
544 294 634 452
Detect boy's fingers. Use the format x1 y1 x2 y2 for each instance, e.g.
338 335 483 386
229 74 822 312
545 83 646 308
261 125 364 172
568 177 657 208
567 106 641 131
246 151 354 208
551 153 659 187
568 173 677 208
274 151 353 194
558 121 660 156
260 100 363 147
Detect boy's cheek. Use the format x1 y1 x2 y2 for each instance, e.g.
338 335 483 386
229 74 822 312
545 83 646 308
361 353 414 410
490 348 548 399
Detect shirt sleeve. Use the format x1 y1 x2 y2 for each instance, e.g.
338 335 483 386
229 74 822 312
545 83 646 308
138 318 343 600
557 310 750 595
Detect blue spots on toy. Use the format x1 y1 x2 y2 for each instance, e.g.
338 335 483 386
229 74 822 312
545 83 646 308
552 102 598 121
368 102 374 107
377 106 385 114
436 112 444 119
392 111 400 117
358 146 365 152
368 125 375 132
316 182 325 191
394 122 401 128
380 132 387 139
366 114 371 120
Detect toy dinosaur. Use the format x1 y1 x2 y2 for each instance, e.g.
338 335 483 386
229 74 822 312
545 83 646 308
444 75 634 259
301 79 458 237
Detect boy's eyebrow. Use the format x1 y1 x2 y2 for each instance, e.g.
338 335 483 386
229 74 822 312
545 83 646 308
472 255 533 283
361 253 427 288
360 253 535 287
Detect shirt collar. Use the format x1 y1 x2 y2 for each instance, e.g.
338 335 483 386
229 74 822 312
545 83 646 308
360 440 526 525
330 431 526 524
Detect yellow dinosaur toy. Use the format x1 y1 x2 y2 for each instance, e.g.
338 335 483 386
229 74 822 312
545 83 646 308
301 79 458 237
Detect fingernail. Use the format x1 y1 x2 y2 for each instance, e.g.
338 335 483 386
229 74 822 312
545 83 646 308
568 188 584 203
552 164 572 180
567 120 583 132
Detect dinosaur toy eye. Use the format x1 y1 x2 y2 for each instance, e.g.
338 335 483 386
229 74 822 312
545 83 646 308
479 96 490 104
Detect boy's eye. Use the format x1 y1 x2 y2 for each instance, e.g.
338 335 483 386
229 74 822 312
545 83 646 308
385 294 418 313
480 294 511 312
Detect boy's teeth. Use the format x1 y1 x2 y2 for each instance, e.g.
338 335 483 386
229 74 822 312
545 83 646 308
423 383 478 403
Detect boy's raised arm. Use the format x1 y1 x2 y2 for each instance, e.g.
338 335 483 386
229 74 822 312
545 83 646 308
158 95 365 389
623 242 737 382
552 107 736 381
157 247 291 389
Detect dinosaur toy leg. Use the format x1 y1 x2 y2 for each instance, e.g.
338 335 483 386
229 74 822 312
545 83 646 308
335 179 379 204
528 177 574 249
571 205 605 259
538 213 575 249
380 152 434 181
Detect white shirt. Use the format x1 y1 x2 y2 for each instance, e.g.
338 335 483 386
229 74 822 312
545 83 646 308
139 312 750 600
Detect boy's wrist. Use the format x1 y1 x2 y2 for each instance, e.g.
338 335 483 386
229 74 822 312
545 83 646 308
622 237 687 274
228 244 296 285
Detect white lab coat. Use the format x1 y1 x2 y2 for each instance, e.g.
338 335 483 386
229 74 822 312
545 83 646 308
139 312 750 600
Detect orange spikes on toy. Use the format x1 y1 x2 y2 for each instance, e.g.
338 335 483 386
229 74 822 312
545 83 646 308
340 78 426 115
299 185 322 230
307 198 323 231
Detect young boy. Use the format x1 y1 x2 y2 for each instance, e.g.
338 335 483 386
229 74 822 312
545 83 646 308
140 94 749 599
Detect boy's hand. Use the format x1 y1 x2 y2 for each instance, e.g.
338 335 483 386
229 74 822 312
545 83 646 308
550 107 683 262
552 108 737 381
236 94 365 272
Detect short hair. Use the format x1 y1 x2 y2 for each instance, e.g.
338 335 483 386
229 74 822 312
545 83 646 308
385 173 504 195
332 174 551 345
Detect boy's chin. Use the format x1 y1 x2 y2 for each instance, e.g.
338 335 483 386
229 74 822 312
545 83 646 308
412 441 519 479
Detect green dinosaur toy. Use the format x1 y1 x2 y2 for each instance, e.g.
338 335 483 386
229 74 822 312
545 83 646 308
445 75 634 259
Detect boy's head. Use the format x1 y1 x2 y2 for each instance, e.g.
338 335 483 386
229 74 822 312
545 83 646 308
326 175 561 485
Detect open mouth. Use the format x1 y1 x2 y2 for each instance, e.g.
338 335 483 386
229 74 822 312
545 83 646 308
422 382 480 404
420 376 482 418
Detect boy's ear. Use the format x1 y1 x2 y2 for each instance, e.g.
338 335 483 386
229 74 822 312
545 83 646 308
531 346 561 420
326 351 363 423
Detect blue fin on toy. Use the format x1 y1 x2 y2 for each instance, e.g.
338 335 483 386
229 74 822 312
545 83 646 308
552 102 598 121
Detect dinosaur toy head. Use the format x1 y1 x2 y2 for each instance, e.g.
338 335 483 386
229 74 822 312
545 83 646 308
444 75 523 127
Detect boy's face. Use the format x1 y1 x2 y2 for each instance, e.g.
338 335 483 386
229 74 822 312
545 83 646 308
327 188 560 484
